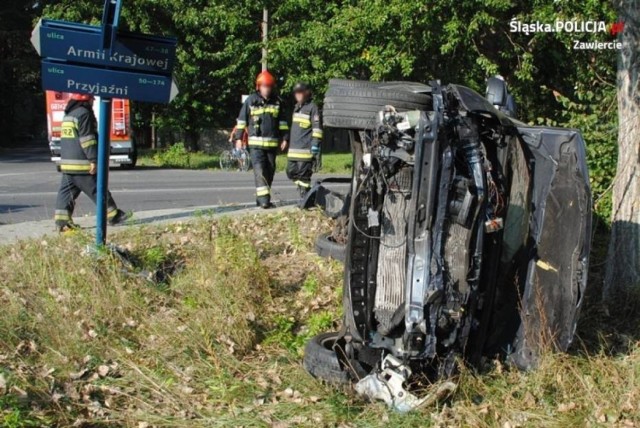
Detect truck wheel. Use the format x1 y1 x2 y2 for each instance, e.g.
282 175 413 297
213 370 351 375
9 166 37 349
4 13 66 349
303 332 350 385
315 233 346 263
324 85 431 130
120 153 137 170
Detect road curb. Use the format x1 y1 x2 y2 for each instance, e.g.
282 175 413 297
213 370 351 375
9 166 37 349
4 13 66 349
0 202 298 246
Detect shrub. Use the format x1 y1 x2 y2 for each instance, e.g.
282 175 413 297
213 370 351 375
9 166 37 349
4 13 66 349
153 143 191 168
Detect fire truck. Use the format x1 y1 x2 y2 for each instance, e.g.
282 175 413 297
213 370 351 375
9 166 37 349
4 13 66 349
45 91 137 170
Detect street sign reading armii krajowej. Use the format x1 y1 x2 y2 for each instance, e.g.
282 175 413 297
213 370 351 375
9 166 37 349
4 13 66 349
32 19 177 74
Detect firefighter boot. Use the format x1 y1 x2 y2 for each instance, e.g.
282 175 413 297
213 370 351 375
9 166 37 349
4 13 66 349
108 209 132 226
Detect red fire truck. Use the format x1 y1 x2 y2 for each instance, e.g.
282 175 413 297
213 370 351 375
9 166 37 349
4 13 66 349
45 91 137 169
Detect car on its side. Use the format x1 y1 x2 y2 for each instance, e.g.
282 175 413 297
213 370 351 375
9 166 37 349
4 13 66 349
303 78 592 411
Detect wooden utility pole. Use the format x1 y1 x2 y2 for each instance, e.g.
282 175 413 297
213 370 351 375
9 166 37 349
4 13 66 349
151 110 156 149
261 8 268 71
604 0 640 298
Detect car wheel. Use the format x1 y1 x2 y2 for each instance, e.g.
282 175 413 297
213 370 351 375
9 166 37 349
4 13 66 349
120 154 137 170
315 233 346 263
303 332 350 385
324 85 431 130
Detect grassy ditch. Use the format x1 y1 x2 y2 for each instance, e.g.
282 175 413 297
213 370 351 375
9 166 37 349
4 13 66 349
0 211 639 427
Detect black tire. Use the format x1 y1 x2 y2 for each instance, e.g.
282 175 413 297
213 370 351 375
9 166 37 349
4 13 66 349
303 332 350 384
329 78 432 94
328 78 384 88
315 233 346 263
324 86 431 130
120 153 137 170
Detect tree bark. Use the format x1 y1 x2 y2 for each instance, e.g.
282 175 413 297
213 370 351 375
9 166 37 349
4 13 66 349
604 0 640 298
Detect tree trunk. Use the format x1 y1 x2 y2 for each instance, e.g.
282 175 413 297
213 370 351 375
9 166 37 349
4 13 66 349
604 0 640 298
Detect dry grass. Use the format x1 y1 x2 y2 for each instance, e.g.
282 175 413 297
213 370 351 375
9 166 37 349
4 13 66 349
0 210 639 427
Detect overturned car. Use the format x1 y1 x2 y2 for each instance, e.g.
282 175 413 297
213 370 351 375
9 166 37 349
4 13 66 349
303 78 592 411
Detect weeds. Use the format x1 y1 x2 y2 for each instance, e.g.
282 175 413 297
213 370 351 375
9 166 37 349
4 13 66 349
0 211 638 427
151 143 192 168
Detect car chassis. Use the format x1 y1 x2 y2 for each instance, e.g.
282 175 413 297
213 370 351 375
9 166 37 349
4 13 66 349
303 79 592 412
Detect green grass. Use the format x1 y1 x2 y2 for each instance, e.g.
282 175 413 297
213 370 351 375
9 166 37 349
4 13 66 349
1 211 639 427
138 148 353 174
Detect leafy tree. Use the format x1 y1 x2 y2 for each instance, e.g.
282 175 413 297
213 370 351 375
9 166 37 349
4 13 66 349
5 0 620 213
0 0 46 141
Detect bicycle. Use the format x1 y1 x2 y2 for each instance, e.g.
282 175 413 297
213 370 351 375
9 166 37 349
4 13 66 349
219 146 251 171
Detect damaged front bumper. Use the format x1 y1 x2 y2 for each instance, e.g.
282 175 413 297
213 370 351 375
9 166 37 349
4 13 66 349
355 354 456 412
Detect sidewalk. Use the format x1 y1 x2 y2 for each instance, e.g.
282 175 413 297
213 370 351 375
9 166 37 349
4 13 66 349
0 202 297 245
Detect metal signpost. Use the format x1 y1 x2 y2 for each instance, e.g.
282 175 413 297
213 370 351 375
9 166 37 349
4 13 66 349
31 0 178 247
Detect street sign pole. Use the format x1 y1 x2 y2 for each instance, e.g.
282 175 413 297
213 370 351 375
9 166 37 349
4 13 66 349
30 0 178 248
96 97 111 246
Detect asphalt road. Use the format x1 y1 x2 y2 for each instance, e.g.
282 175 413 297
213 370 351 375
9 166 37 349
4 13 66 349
0 141 342 225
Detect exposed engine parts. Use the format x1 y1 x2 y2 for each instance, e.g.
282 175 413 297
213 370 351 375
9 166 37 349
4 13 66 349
304 78 592 413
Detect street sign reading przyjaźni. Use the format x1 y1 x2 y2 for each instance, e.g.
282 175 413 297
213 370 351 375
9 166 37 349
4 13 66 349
31 19 176 74
41 60 179 103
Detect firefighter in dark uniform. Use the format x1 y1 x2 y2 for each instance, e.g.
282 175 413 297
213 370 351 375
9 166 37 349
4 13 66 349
287 82 322 196
54 93 129 232
234 71 289 208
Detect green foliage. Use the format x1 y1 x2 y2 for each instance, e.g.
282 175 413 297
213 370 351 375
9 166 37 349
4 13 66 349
265 311 334 356
553 90 617 218
302 273 320 295
152 142 191 168
6 0 619 220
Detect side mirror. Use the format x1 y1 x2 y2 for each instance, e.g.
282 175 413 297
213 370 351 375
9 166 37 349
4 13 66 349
486 76 508 107
504 94 517 118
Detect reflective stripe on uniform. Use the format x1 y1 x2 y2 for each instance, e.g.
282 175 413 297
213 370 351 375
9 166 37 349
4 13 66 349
256 186 270 196
54 209 71 221
287 148 313 160
248 137 279 148
107 208 118 218
60 164 91 172
312 128 323 139
236 120 247 130
279 121 289 131
292 113 311 127
295 180 311 188
80 139 97 149
250 105 279 116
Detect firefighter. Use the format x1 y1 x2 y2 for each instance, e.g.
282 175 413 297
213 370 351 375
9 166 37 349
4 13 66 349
54 93 129 232
286 82 322 197
235 70 289 209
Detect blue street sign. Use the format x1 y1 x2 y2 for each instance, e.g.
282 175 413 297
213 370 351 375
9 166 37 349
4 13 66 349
31 0 179 247
31 19 176 74
41 60 179 103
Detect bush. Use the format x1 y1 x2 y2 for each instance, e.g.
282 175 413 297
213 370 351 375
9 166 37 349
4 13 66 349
153 143 191 168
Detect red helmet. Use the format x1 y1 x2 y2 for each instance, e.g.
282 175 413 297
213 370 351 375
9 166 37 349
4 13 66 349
70 93 94 102
256 70 276 90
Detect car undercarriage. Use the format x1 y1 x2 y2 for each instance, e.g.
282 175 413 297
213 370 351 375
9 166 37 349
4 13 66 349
303 78 592 411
